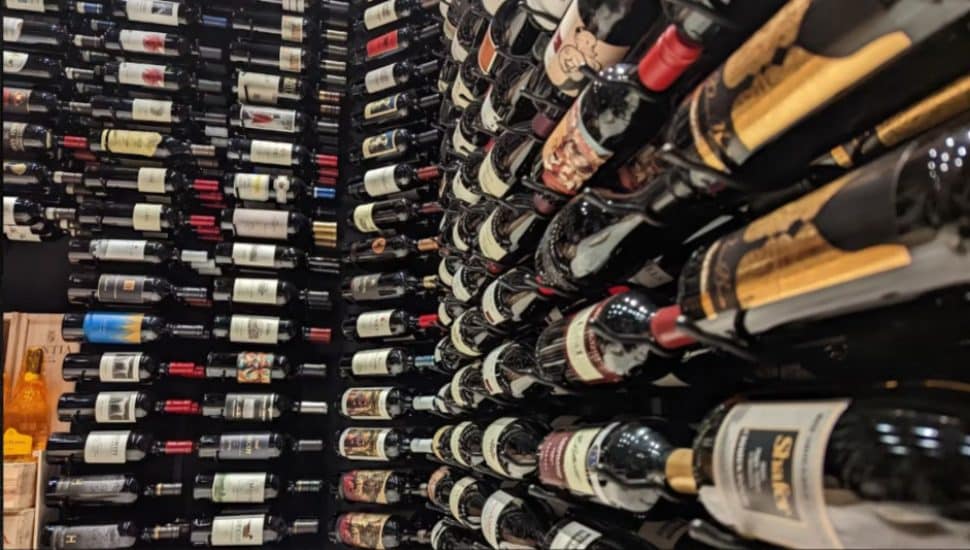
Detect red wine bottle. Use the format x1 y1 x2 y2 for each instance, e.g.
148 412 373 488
340 347 435 378
353 58 440 96
337 469 427 505
68 238 177 264
347 163 440 199
331 513 429 549
345 234 439 265
342 308 439 341
192 473 322 503
205 352 327 383
184 514 318 546
342 270 437 302
57 391 200 423
213 277 331 309
67 272 209 307
46 474 182 506
212 314 331 345
200 392 328 420
195 432 324 460
45 430 195 464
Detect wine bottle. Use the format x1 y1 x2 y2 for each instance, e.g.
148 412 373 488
479 61 538 136
229 41 310 73
347 163 440 200
61 312 209 344
449 8 488 64
193 473 322 503
68 238 176 265
451 101 489 156
336 427 433 461
438 294 466 328
86 129 214 159
341 347 435 378
4 161 54 187
77 200 183 232
480 268 554 330
213 242 332 272
45 430 194 464
213 276 331 309
361 0 436 32
219 172 309 204
342 308 439 341
71 96 216 126
226 137 316 167
352 127 440 163
337 386 438 420
425 465 458 509
358 23 440 63
481 490 549 549
357 89 442 128
212 314 331 345
101 61 198 92
481 342 541 400
450 308 503 358
46 474 181 506
345 234 439 265
5 0 105 13
218 207 310 241
342 271 438 302
331 513 429 549
196 432 323 460
2 121 53 152
227 10 318 42
448 365 487 410
200 392 328 421
541 518 634 550
430 518 489 550
451 53 489 108
233 70 306 105
89 25 191 57
186 514 318 546
477 194 545 265
61 352 200 383
204 352 327 383
2 86 59 116
109 0 200 26
337 469 426 504
41 522 143 550
482 416 545 480
349 197 441 232
229 103 310 135
57 391 200 424
354 58 440 96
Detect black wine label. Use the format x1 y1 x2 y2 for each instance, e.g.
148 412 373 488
95 275 147 304
223 394 274 421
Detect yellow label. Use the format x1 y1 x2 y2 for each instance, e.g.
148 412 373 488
102 130 162 157
3 428 33 457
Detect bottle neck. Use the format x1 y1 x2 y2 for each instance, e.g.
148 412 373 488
144 482 183 497
409 438 433 454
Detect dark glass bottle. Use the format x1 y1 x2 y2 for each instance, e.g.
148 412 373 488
68 238 177 265
195 432 324 460
101 61 195 92
46 474 182 506
109 0 201 27
481 268 553 330
68 272 208 307
79 166 191 196
221 172 309 204
346 163 440 199
229 41 309 73
45 431 194 464
342 308 439 341
233 69 306 105
353 58 440 96
229 103 308 135
477 194 546 265
193 473 322 503
97 25 191 57
352 127 440 163
450 308 503 358
213 277 331 309
61 312 209 344
219 207 311 241
87 129 214 159
41 522 141 550
348 198 440 232
481 341 542 400
340 347 434 378
2 50 61 80
56 391 200 424
360 0 436 32
187 514 318 546
482 416 545 480
357 23 440 63
331 513 428 549
200 392 328 421
61 352 179 383
341 270 437 302
356 89 442 129
77 200 181 232
337 469 426 505
2 86 59 115
481 491 548 549
205 352 327 383
212 314 331 345
3 122 52 152
345 234 439 265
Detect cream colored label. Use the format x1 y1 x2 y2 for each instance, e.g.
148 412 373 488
364 0 397 30
550 521 602 549
543 1 630 96
340 387 392 419
478 211 506 260
353 203 380 232
249 140 293 166
4 17 23 41
103 130 162 157
232 209 289 240
212 473 266 503
450 421 474 466
231 243 276 267
131 98 172 123
482 491 531 549
282 0 305 10
449 476 478 525
233 173 271 201
5 0 43 12
99 352 142 382
126 0 180 26
211 515 265 546
232 278 279 305
451 73 474 108
351 349 393 376
238 72 280 104
118 62 166 88
563 428 597 495
83 431 131 463
136 168 168 193
339 428 390 461
564 304 600 381
132 203 163 231
278 46 303 72
365 64 397 94
483 417 535 478
450 312 480 357
280 14 303 42
3 51 28 72
363 165 402 197
229 315 279 344
356 310 394 338
94 391 139 423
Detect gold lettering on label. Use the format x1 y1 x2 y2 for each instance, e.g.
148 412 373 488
721 0 809 89
771 435 794 517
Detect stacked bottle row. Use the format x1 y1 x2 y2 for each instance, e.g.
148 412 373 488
330 0 970 549
4 0 350 547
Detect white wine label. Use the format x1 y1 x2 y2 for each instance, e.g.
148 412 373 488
450 313 481 357
136 167 168 193
3 51 28 73
229 315 280 344
481 280 505 325
5 0 43 12
480 91 504 132
430 520 448 550
564 304 602 381
525 0 569 29
132 203 163 232
365 64 398 94
224 393 274 421
450 34 468 62
340 387 392 419
449 421 475 466
356 310 394 338
282 0 305 11
278 45 303 72
280 14 303 42
102 239 147 261
699 399 850 549
99 352 142 382
364 94 399 121
363 165 402 197
94 391 139 423
449 476 478 524
550 521 602 549
238 72 280 104
350 273 384 300
249 140 293 166
232 209 289 240
362 131 398 159
451 73 474 109
3 122 28 152
240 105 297 133
3 225 39 241
438 302 453 326
364 0 397 30
231 243 277 267
232 278 279 305
211 515 265 546
351 349 394 376
126 0 180 26
439 256 456 284
272 176 291 203
96 274 146 304
102 130 162 157
483 417 534 478
543 1 629 96
482 491 531 550
538 428 597 496
442 17 456 40
338 428 390 461
452 126 477 155
83 430 131 464
450 171 480 205
3 197 15 224
478 212 507 260
233 173 271 201
353 203 380 232
119 30 168 54
3 17 23 41
212 473 267 503
118 62 167 88
451 268 473 302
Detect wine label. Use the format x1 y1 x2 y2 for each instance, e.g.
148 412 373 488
637 519 690 550
119 29 168 54
362 130 398 159
482 491 531 550
126 0 180 26
338 428 390 461
363 165 402 197
538 427 598 495
218 433 274 459
451 125 477 156
356 310 394 338
449 476 479 526
450 269 473 302
564 302 629 383
249 140 293 166
430 520 449 550
351 349 394 376
118 62 167 88
482 344 533 397
483 417 535 478
83 430 131 464
353 203 380 232
3 122 27 152
82 313 144 344
365 64 398 94
364 94 399 121
229 315 280 344
478 211 507 260
231 243 277 267
223 393 275 421
451 73 474 109
102 130 162 157
136 167 168 193
550 521 602 549
450 33 468 62
543 1 630 96
481 280 505 325
430 425 452 461
480 90 503 133
99 352 142 382
351 273 394 301
212 472 267 503
3 196 16 224
3 51 28 73
366 30 399 58
2 87 30 115
94 391 139 423
211 515 265 546
449 421 474 466
240 105 297 133
232 278 279 305
450 366 483 408
542 95 612 194
341 469 392 503
341 387 392 419
51 475 126 500
48 524 129 550
102 239 147 261
282 0 305 10
336 513 388 550
426 465 450 503
364 0 397 30
699 399 850 548
449 313 480 357
131 98 173 124
238 71 280 104
234 173 269 201
3 17 23 41
232 208 289 240
96 274 147 304
235 352 274 384
278 45 303 72
132 203 163 231
451 171 481 205
442 17 456 40
438 302 453 326
5 0 43 12
280 14 303 42
451 222 469 252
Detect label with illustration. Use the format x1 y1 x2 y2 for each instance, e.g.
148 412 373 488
235 352 275 384
118 62 167 88
2 87 30 114
362 131 398 159
119 30 168 54
364 94 400 120
240 105 297 133
83 430 131 464
340 470 392 503
3 51 28 73
82 313 143 344
341 387 392 419
231 243 277 267
337 513 389 550
543 1 630 96
94 392 138 423
229 315 280 344
339 428 390 461
211 515 265 546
